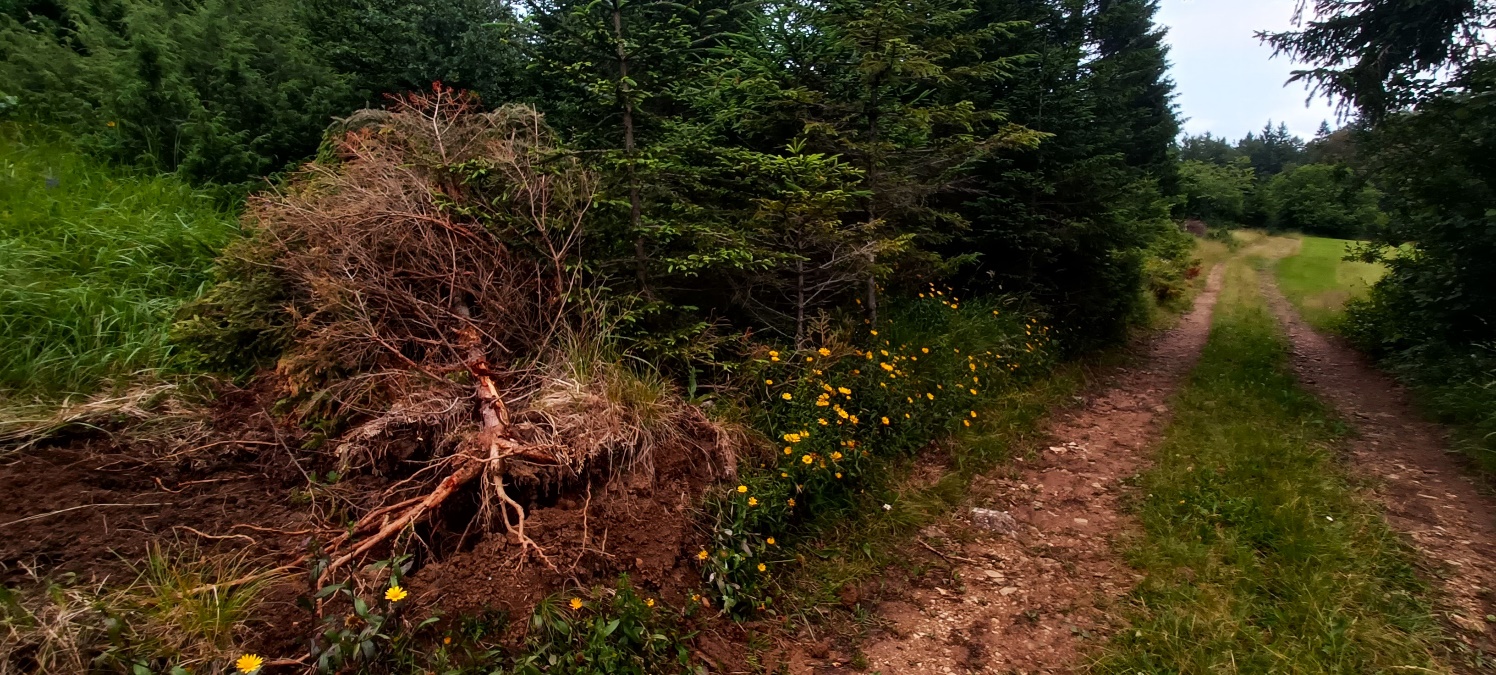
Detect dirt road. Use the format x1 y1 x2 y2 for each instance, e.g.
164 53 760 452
841 266 1227 674
1263 277 1496 666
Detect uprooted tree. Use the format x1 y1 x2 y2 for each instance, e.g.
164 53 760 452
201 85 737 582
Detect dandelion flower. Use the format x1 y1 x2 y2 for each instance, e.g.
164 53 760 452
570 597 584 610
818 347 831 356
236 654 265 674
766 537 776 545
758 563 767 572
737 485 748 493
765 379 774 385
698 550 710 560
385 585 408 603
748 497 758 506
781 392 793 401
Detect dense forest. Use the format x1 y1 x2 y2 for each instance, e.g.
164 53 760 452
0 0 1192 381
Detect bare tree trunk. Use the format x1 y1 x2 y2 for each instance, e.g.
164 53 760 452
795 257 807 348
613 1 649 297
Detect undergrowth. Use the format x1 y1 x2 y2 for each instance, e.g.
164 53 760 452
701 288 1059 614
0 123 235 399
1092 261 1446 673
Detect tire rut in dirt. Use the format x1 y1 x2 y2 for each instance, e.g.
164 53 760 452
1261 275 1496 666
845 266 1227 675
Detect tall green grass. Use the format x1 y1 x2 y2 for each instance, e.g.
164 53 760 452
1093 261 1447 673
0 124 236 399
1275 235 1385 330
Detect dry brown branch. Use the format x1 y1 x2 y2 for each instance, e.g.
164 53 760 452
222 85 738 590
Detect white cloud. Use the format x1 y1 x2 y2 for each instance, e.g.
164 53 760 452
1157 0 1341 141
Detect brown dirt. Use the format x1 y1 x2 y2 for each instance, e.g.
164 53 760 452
1262 276 1496 665
0 379 724 663
814 265 1227 675
407 438 717 620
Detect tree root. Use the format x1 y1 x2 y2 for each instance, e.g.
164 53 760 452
316 348 557 584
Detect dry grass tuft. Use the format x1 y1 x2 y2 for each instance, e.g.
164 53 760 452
0 544 277 674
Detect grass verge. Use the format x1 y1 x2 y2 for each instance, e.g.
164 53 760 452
1275 235 1385 331
0 123 236 400
1091 260 1447 673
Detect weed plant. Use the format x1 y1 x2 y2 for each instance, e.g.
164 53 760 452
1093 262 1445 673
702 287 1058 613
0 124 235 399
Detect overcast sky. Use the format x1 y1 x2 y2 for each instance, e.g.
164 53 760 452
1157 0 1341 142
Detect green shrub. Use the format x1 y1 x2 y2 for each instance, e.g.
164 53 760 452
701 291 1056 613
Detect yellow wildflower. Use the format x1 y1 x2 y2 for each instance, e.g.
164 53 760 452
880 349 889 356
765 379 773 385
766 537 776 545
748 497 758 506
963 420 971 427
802 454 813 464
880 362 894 372
385 585 408 603
646 598 656 607
769 350 779 358
570 597 584 610
236 654 265 674
970 411 978 417
758 563 767 572
926 393 935 400
835 472 842 479
444 636 452 645
970 388 978 395
698 550 709 560
849 415 859 424
881 416 890 425
784 447 792 455
921 347 929 354
831 451 843 460
817 399 830 407
806 356 814 362
818 347 831 356
737 485 748 493
787 498 796 507
837 386 851 395
819 418 828 425
781 392 793 401
870 330 878 336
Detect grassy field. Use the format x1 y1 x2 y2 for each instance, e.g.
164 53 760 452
0 124 236 399
1275 235 1385 330
1093 259 1447 673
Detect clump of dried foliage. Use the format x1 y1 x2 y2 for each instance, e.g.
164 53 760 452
192 85 736 576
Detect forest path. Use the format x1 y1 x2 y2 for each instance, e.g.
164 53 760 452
842 265 1227 675
1261 273 1496 665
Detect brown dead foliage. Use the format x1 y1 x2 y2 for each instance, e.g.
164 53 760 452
234 85 737 581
